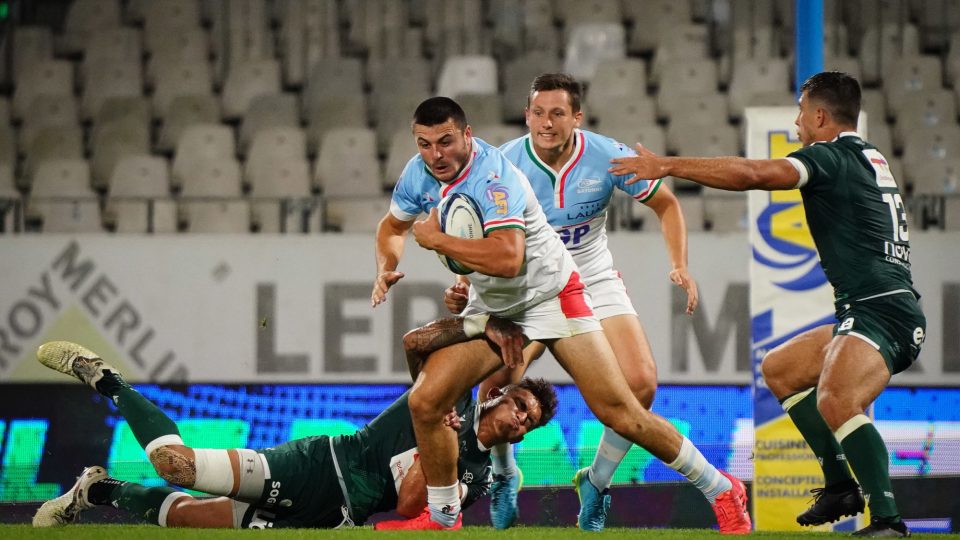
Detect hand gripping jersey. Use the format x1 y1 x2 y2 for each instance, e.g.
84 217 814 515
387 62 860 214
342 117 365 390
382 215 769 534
391 137 576 316
786 132 918 306
499 129 662 278
330 391 491 525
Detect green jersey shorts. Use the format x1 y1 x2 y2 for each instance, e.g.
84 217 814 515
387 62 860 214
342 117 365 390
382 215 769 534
834 290 926 375
234 435 349 529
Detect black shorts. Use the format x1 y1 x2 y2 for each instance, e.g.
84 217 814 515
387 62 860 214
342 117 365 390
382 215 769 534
834 292 926 375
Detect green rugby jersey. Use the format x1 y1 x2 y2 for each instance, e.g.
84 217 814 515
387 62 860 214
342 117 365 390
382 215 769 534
330 390 492 524
786 132 917 306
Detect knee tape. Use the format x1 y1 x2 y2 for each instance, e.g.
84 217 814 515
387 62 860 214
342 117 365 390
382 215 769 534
192 448 267 499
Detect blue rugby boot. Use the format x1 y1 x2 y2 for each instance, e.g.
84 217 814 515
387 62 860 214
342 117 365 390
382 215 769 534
574 467 611 532
489 469 522 529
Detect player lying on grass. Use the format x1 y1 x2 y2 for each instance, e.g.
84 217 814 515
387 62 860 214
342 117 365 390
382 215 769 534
32 326 557 529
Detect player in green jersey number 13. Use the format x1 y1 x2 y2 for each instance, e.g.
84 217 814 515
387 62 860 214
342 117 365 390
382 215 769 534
608 71 926 538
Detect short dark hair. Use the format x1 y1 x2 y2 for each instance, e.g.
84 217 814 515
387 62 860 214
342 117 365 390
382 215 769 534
799 71 861 127
529 73 583 113
413 97 467 131
509 377 558 428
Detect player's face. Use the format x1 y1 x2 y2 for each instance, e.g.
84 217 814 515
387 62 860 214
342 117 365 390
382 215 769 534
413 120 473 183
525 89 583 153
484 388 543 444
795 92 819 147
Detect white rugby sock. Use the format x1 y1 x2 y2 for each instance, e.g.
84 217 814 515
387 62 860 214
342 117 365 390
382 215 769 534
588 426 633 490
491 442 517 477
427 483 461 527
667 437 731 504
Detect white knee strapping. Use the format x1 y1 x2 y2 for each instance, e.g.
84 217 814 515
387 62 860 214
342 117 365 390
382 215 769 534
144 434 185 456
234 448 269 500
192 448 236 496
158 492 190 527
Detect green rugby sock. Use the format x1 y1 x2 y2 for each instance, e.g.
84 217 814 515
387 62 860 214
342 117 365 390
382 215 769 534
782 388 855 487
112 482 187 526
836 415 900 521
100 373 181 450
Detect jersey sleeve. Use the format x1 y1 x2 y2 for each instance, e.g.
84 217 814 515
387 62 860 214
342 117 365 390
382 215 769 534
475 158 527 235
607 136 663 202
390 162 425 221
787 143 841 192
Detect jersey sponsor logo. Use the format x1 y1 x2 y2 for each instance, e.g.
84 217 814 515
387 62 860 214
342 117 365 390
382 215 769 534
485 184 509 215
914 327 925 345
864 149 897 189
265 480 283 507
559 224 590 246
575 178 602 193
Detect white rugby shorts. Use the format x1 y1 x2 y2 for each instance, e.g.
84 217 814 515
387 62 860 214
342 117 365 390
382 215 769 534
583 269 638 320
462 271 602 340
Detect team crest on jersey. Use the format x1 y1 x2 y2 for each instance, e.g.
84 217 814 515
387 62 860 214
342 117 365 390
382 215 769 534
576 178 602 193
421 192 436 204
486 183 509 215
462 471 473 483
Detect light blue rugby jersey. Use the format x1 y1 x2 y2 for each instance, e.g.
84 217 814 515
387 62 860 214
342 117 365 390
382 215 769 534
390 137 575 316
500 129 662 277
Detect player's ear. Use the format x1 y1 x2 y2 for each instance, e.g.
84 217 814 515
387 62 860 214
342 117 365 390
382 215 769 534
573 109 584 126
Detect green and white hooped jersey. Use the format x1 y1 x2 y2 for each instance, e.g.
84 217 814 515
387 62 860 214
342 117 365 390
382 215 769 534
786 132 917 306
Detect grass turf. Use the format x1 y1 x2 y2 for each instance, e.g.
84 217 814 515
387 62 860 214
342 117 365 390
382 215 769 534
3 525 959 539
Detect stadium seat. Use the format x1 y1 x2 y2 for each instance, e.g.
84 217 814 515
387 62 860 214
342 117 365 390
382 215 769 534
727 58 791 120
564 24 626 84
859 24 920 85
304 57 365 118
183 199 251 233
375 93 428 155
658 94 728 127
143 0 202 55
81 59 143 120
239 94 300 155
502 52 562 121
180 157 242 198
61 0 122 55
20 95 79 148
384 129 417 188
28 159 101 233
588 59 647 102
626 0 692 53
314 127 381 196
324 195 392 233
883 56 944 117
893 90 957 149
555 0 621 25
368 56 432 121
650 24 710 85
245 127 308 189
153 61 214 120
703 188 749 232
226 0 274 72
82 27 143 83
824 55 862 82
906 158 960 195
669 123 740 157
221 59 281 120
437 55 498 98
13 26 54 82
306 94 368 156
656 59 720 121
0 163 17 198
147 27 209 87
675 193 705 231
902 125 960 168
13 60 73 120
457 94 504 125
158 95 222 153
248 154 314 233
91 118 151 192
107 155 177 233
22 127 84 190
590 99 656 131
171 124 236 191
0 126 16 170
281 0 340 86
92 96 151 145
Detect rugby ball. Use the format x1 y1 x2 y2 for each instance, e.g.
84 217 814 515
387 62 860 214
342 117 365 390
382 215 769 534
437 193 484 275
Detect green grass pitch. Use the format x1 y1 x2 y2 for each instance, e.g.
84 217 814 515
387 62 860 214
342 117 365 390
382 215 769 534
3 525 959 539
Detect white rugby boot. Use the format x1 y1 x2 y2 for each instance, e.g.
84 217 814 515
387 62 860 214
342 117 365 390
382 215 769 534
33 465 107 527
36 341 118 389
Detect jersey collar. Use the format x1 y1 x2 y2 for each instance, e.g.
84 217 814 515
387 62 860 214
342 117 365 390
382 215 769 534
523 129 586 209
435 147 477 198
473 401 489 452
832 131 862 141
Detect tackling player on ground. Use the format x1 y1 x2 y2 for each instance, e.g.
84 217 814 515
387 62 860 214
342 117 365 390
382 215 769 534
371 97 751 533
609 71 924 538
32 327 557 529
445 73 713 531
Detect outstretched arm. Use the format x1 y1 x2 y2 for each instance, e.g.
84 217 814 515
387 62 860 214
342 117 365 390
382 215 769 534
642 184 698 315
610 144 801 192
402 315 526 381
372 212 414 307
